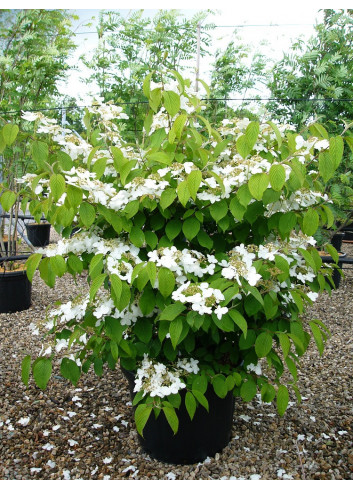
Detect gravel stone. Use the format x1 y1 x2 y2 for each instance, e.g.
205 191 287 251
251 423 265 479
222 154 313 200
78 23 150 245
0 232 352 480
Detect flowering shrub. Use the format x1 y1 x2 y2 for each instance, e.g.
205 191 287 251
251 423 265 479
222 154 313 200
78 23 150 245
19 72 345 435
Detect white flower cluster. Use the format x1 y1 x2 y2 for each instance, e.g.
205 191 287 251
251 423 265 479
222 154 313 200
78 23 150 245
148 246 217 284
108 177 169 212
134 354 199 398
220 244 262 287
172 281 228 319
265 189 330 217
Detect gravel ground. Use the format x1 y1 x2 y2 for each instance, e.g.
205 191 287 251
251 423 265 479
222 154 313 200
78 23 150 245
0 235 352 480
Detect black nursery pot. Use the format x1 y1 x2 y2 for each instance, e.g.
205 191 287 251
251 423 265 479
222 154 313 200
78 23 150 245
0 269 32 313
122 367 235 464
26 223 51 247
321 253 345 289
330 232 345 252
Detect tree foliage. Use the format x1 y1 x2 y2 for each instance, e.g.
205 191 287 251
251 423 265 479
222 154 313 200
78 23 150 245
266 9 353 132
206 36 269 123
81 9 215 136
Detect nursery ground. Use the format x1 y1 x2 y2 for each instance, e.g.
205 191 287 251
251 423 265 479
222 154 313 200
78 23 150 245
0 238 352 480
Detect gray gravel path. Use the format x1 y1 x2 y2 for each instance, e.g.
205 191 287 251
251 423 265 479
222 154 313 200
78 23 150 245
0 238 352 480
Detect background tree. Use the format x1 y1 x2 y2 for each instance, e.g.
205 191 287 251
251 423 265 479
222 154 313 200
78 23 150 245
266 9 353 227
0 9 77 181
81 9 215 138
0 9 77 118
206 35 269 124
266 9 353 133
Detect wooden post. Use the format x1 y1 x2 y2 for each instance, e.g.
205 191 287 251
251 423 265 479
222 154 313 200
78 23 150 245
195 22 201 93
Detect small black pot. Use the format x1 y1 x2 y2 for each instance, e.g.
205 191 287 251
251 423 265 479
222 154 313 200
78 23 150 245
330 232 345 252
26 223 51 247
321 253 345 289
122 367 235 464
0 269 32 313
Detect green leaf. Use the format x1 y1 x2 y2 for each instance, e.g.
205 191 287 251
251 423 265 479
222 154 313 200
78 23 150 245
162 406 179 435
212 375 228 398
261 383 276 403
255 332 273 358
50 255 67 278
50 174 66 202
182 217 200 241
79 202 96 227
169 317 183 349
324 243 339 263
21 355 31 386
33 358 52 390
163 90 180 117
67 254 83 275
197 229 213 250
160 188 176 209
89 253 104 280
329 136 344 170
187 170 202 200
240 378 257 402
135 404 153 436
229 197 246 221
210 200 228 222
0 190 17 212
269 164 286 191
177 180 190 207
159 302 186 321
192 374 208 394
166 220 182 241
319 152 335 183
192 390 209 411
236 121 259 158
170 113 188 141
277 385 289 416
31 140 49 166
60 358 81 386
277 333 290 358
228 309 248 337
302 208 319 236
248 173 270 200
309 320 324 355
146 151 173 165
89 273 107 301
145 231 158 250
66 185 83 208
110 274 122 307
185 392 197 420
158 267 175 298
130 226 145 248
143 72 153 98
139 288 156 316
134 318 153 343
2 123 19 145
92 157 107 179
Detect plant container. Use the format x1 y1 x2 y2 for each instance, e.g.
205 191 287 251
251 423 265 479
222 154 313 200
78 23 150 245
330 232 345 252
321 252 346 289
0 268 32 313
122 367 235 464
26 222 51 247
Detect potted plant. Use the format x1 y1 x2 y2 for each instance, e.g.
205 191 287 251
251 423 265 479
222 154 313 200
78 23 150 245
0 124 36 312
19 72 346 463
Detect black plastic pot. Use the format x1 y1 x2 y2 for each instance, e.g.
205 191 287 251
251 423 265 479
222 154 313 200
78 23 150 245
330 232 345 252
26 222 51 247
122 367 235 464
321 252 345 289
0 269 32 313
